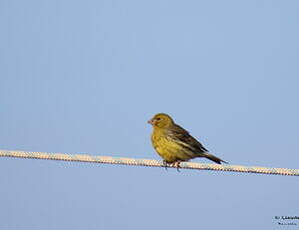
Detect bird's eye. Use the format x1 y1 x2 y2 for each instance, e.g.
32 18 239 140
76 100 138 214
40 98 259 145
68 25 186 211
156 117 161 121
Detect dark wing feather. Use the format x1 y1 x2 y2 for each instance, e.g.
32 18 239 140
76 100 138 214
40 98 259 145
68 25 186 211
167 124 208 153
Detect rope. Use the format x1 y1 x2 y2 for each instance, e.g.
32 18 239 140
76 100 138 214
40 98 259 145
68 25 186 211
0 149 298 176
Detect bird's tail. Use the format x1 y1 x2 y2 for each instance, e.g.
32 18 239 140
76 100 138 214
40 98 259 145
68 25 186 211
203 152 228 164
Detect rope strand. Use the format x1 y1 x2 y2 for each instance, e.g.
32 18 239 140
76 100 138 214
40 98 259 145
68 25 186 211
0 149 298 176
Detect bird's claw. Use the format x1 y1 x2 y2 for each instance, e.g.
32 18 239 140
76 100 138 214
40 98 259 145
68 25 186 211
162 160 181 172
163 160 169 171
171 161 181 172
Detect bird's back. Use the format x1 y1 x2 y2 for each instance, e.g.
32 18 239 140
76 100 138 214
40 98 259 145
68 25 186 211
167 124 209 154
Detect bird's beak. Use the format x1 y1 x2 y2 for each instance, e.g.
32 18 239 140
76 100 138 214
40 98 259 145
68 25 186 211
147 119 154 125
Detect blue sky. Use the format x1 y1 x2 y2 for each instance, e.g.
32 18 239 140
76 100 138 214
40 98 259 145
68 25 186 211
1 0 299 229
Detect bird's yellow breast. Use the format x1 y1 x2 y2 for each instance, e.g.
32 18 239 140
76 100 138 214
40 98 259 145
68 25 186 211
151 129 191 163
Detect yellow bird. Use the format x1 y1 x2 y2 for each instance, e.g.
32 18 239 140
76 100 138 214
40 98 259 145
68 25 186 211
148 113 227 167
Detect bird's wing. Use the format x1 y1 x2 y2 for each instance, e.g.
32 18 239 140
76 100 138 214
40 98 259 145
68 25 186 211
167 124 208 153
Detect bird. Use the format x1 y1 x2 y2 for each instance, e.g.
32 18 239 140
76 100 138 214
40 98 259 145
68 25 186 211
148 113 227 168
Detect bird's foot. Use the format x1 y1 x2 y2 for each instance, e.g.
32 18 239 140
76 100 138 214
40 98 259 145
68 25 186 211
162 160 169 171
171 161 182 172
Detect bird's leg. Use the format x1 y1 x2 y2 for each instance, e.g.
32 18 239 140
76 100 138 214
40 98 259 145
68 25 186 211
171 161 182 172
162 160 169 171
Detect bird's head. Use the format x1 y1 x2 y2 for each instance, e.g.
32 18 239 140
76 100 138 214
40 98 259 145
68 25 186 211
148 113 174 129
